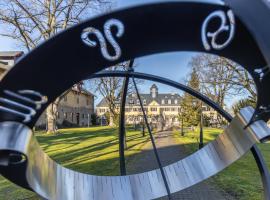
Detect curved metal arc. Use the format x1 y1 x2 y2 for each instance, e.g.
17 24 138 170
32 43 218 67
1 107 269 200
118 60 134 175
90 70 270 199
90 70 232 121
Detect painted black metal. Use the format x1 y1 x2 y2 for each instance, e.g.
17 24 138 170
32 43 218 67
0 1 269 199
0 2 268 126
118 60 134 175
223 0 270 124
132 76 172 199
199 105 204 149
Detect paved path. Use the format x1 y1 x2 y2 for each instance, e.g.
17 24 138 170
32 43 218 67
127 131 235 200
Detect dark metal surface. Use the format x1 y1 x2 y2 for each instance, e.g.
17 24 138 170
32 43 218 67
118 60 134 176
0 1 268 125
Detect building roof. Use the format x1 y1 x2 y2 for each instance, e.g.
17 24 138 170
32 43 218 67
0 51 24 58
97 84 182 107
0 62 9 70
71 87 94 97
97 93 181 107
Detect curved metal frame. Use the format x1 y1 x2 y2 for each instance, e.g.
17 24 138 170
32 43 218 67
0 0 269 199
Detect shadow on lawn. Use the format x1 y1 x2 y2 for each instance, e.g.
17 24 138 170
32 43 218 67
2 136 264 200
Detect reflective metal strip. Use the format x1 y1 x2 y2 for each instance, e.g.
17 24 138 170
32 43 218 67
0 107 269 200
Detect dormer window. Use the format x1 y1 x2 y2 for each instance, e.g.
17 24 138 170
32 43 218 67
150 84 158 98
143 99 146 105
174 99 178 104
161 99 165 104
168 99 171 104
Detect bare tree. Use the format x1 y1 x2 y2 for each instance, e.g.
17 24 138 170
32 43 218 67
0 0 109 133
87 61 142 126
189 54 256 105
189 54 256 121
92 64 125 126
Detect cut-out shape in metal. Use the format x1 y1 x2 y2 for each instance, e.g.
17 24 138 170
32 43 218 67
0 90 47 123
81 19 124 61
254 65 270 81
202 10 235 50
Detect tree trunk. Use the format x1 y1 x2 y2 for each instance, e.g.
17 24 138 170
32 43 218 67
46 104 56 133
109 112 114 127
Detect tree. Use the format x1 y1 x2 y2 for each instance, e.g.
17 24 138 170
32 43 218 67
89 62 127 126
0 0 108 133
189 54 256 122
89 61 143 127
179 68 201 127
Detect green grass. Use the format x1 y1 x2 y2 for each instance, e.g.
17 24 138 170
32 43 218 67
2 126 269 199
174 127 270 200
0 126 150 200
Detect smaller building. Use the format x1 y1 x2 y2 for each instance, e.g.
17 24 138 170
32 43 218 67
0 51 95 129
0 51 24 79
35 86 95 129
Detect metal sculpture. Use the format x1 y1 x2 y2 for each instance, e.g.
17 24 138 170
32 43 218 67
0 0 270 199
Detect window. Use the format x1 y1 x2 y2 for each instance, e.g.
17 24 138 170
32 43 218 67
168 99 171 104
143 99 146 105
64 112 67 119
171 108 175 111
137 99 140 104
161 99 165 104
174 99 178 104
82 114 84 119
129 99 134 104
77 97 79 104
150 107 157 111
100 108 106 113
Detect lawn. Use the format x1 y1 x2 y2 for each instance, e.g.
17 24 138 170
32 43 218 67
1 126 269 200
0 126 150 200
174 128 270 200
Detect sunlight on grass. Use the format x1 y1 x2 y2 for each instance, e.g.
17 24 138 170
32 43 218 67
0 126 150 199
174 128 270 200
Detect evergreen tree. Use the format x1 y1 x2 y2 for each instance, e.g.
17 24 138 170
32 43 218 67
179 68 201 127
